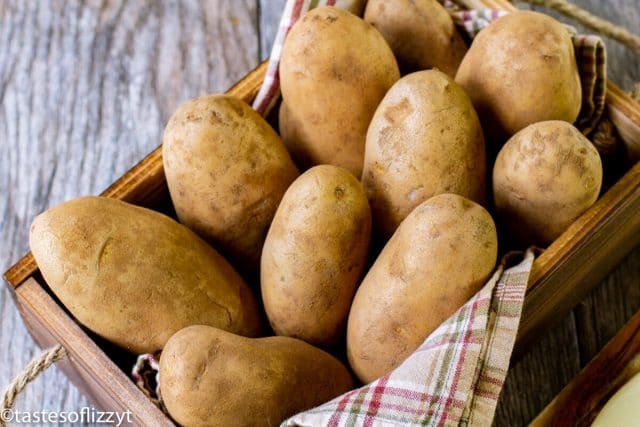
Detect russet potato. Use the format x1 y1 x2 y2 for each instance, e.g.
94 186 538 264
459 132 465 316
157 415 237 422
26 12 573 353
160 325 353 427
261 165 371 346
279 6 400 176
455 11 581 143
347 194 497 383
29 197 262 354
493 120 602 245
163 94 299 272
362 70 486 238
364 0 467 76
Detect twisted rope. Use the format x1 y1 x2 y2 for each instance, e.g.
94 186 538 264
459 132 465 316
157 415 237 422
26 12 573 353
515 0 640 52
0 345 67 427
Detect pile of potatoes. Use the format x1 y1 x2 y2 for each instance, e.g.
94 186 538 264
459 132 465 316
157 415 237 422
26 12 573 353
29 2 605 426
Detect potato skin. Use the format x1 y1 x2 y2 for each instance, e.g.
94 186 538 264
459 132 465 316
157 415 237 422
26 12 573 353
163 94 299 271
347 194 497 383
279 6 400 176
493 121 603 245
364 0 467 76
29 197 262 354
455 11 581 142
261 165 371 346
160 325 354 427
362 70 485 238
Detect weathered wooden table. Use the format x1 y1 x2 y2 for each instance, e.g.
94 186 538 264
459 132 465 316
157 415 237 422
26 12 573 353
0 1 638 425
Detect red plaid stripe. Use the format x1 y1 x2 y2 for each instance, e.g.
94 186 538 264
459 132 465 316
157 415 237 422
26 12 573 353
135 0 604 423
284 250 535 426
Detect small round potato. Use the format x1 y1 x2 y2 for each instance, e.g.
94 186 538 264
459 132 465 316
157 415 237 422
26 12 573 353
29 197 262 354
362 70 486 238
364 0 467 76
347 194 498 383
280 6 400 176
455 11 581 142
493 120 603 245
160 325 353 427
163 94 299 272
261 165 371 346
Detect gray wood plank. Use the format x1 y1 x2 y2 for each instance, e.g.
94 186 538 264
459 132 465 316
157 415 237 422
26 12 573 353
574 249 640 365
495 312 582 426
259 0 287 60
0 0 259 418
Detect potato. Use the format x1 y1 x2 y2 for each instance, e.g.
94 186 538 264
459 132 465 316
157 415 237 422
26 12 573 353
455 11 581 142
364 0 467 76
334 0 367 15
347 194 497 383
160 325 354 427
279 6 400 176
362 70 485 238
261 165 371 346
592 372 640 427
493 120 602 245
29 197 262 354
163 94 299 271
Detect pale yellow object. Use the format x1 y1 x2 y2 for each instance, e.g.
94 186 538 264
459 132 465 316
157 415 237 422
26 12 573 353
592 371 640 426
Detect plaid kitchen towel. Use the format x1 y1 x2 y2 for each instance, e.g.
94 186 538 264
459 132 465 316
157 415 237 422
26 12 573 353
131 251 535 426
252 1 606 135
134 2 603 425
283 250 535 427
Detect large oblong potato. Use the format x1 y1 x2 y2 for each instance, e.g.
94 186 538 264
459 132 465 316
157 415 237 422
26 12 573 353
493 120 603 245
163 94 299 271
364 0 467 76
29 197 262 354
160 325 354 427
279 6 400 176
347 194 498 383
261 165 371 346
455 11 581 142
362 70 486 238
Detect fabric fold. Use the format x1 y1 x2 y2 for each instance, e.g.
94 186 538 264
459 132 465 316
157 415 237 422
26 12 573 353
283 250 535 427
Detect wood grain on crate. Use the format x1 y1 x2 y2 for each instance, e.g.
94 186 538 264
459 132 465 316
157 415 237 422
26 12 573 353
0 0 261 419
6 59 640 365
14 278 171 426
3 61 267 290
494 0 640 424
531 310 640 426
516 160 640 357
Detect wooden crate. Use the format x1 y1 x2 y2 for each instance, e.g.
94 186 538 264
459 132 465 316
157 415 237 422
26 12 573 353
531 309 640 426
3 0 640 423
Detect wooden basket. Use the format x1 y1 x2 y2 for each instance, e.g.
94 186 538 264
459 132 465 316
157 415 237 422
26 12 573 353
3 0 640 424
531 309 640 426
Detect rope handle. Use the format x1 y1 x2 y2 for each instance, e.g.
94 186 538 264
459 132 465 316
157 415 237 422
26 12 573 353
0 345 67 427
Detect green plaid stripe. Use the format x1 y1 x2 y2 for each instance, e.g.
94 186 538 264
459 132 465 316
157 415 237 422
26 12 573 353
284 251 535 426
